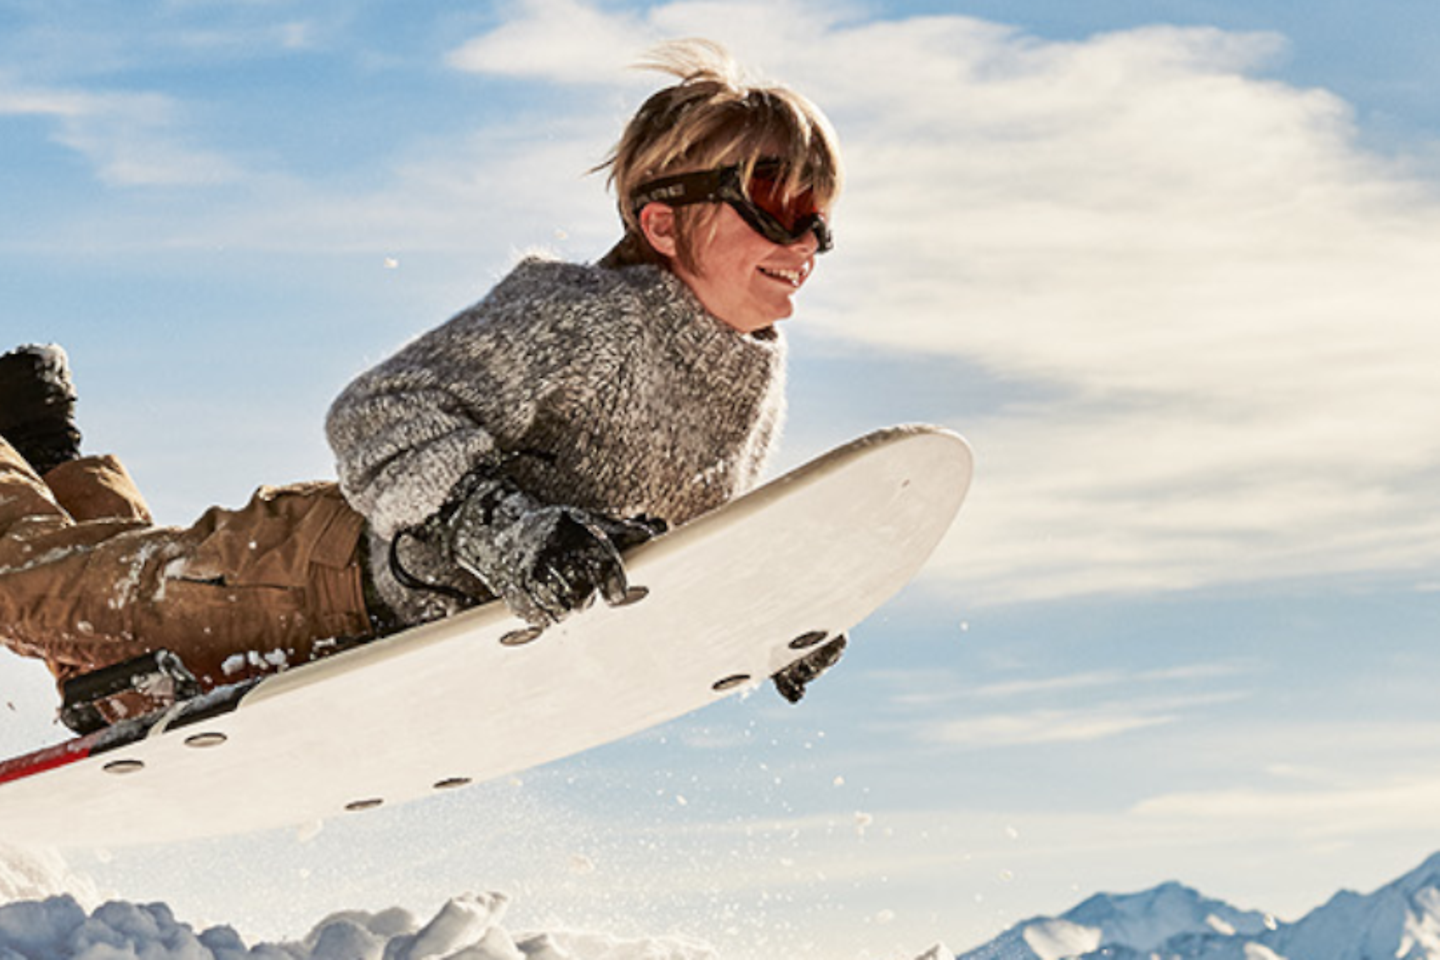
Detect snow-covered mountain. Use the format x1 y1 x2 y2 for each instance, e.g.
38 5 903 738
957 880 1272 960
959 852 1440 960
1267 851 1440 960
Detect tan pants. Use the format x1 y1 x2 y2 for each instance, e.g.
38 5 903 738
0 439 373 701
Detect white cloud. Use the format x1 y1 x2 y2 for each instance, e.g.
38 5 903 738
436 2 1440 604
1133 773 1440 842
872 660 1253 748
926 705 1179 746
966 662 1255 700
12 1 1440 603
445 0 657 83
0 81 241 186
921 691 1246 748
784 20 1440 603
443 0 860 87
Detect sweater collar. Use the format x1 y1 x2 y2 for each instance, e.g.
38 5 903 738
629 265 786 371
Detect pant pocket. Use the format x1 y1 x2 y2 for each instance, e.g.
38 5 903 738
142 578 314 689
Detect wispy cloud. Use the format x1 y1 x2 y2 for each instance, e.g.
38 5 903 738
927 705 1179 747
877 660 1253 748
777 17 1440 604
967 662 1256 700
445 0 655 83
9 0 1440 604
922 692 1245 748
0 80 242 186
437 1 1440 605
1133 772 1440 842
0 4 336 188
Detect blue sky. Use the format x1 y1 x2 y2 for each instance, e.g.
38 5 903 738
3 1 1440 957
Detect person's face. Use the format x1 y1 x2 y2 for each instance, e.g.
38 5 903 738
641 203 823 335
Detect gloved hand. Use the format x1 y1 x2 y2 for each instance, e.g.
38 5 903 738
0 343 82 474
773 635 847 704
441 463 665 627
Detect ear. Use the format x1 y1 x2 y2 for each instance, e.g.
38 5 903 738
637 203 679 259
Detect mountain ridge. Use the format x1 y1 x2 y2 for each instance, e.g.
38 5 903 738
958 852 1440 960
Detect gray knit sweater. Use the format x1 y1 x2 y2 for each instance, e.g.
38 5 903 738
326 255 787 624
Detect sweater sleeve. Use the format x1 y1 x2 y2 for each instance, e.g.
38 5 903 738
326 258 627 540
324 349 509 541
325 297 548 540
326 367 510 540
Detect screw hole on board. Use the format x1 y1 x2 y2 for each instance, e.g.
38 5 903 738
500 626 544 647
434 777 472 790
788 630 829 650
345 798 384 812
103 759 145 776
184 732 227 749
712 674 752 692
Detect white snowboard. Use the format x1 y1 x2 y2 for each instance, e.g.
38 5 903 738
0 424 972 847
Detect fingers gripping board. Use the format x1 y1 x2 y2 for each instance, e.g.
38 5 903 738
0 425 972 847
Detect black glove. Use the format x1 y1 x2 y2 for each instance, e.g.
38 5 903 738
773 635 847 704
441 462 666 627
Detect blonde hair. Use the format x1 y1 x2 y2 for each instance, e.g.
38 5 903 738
597 39 843 270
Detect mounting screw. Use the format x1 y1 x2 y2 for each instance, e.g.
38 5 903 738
103 759 145 776
500 626 545 647
789 630 829 650
345 798 384 812
434 777 472 790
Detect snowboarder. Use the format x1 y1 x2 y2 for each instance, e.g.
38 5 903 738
0 40 846 731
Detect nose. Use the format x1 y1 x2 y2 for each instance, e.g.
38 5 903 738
788 227 821 258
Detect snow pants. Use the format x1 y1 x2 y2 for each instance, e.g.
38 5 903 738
0 438 374 706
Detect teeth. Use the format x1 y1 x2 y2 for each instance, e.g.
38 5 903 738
761 266 806 286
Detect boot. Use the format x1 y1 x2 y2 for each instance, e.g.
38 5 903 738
58 650 202 735
0 343 82 474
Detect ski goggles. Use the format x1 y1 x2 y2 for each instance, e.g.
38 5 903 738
631 159 833 253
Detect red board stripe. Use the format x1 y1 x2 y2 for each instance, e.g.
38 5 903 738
0 677 259 790
0 737 95 786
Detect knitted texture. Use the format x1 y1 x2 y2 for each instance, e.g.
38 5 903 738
326 256 787 624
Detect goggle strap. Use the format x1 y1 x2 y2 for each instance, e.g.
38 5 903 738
631 162 833 253
630 168 732 216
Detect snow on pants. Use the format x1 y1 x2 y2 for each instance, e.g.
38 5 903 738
0 438 374 707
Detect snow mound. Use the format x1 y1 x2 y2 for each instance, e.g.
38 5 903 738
0 845 98 907
0 893 718 960
0 891 944 960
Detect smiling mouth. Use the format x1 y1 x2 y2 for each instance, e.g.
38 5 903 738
759 263 810 287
